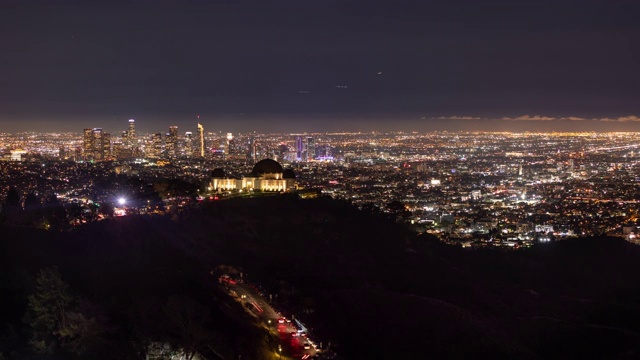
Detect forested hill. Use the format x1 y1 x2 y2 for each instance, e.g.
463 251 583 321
3 196 640 359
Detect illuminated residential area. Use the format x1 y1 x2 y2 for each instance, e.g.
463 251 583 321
3 125 640 248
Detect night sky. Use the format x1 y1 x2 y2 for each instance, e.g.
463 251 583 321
1 0 639 133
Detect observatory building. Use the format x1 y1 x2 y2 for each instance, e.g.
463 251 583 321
210 159 296 192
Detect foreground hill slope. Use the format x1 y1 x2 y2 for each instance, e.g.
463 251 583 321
2 195 640 359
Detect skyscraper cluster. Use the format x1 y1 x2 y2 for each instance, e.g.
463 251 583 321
83 128 111 161
291 136 316 162
82 118 208 161
80 118 324 164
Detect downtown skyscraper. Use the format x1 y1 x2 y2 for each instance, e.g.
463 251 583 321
166 126 178 158
83 128 110 161
197 122 204 157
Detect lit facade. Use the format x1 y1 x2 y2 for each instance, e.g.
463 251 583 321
210 159 295 192
82 128 110 160
127 119 136 147
197 123 204 157
148 133 163 159
185 131 193 157
166 126 178 158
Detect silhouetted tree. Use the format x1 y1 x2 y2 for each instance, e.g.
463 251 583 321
23 267 109 357
153 182 170 200
361 203 380 214
24 193 44 228
98 202 114 218
163 295 214 360
58 299 109 356
387 200 405 212
128 297 164 358
5 187 20 207
3 187 22 225
23 193 39 210
67 203 84 226
87 202 99 222
43 195 68 231
387 200 410 221
24 267 73 355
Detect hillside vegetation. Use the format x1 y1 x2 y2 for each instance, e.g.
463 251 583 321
2 195 640 359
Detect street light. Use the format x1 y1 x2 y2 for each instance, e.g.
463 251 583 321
117 197 126 206
278 345 282 359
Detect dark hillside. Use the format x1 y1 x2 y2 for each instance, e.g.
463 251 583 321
2 196 640 359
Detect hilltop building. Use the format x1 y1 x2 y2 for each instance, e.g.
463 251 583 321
210 159 296 192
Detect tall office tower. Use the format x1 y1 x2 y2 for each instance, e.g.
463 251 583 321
92 128 104 160
185 132 193 157
83 128 93 159
295 136 304 161
163 132 171 156
247 136 256 164
306 137 315 162
103 132 111 159
166 126 178 158
225 133 234 159
127 119 136 146
197 122 205 157
59 147 67 159
113 142 126 159
149 133 163 159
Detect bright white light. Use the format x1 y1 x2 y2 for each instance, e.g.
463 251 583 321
118 198 126 206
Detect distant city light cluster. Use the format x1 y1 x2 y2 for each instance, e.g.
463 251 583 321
2 126 640 248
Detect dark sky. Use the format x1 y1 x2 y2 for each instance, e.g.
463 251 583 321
1 0 639 133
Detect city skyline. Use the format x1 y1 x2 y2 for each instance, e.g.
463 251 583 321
5 129 640 244
6 114 640 134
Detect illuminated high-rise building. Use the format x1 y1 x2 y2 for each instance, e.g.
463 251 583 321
306 137 315 161
164 132 171 156
103 132 111 159
166 126 178 158
127 119 136 146
295 136 304 161
247 136 256 164
225 133 235 158
83 128 93 159
197 122 204 157
82 128 110 160
113 141 129 159
92 128 104 160
149 133 163 159
185 131 193 157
